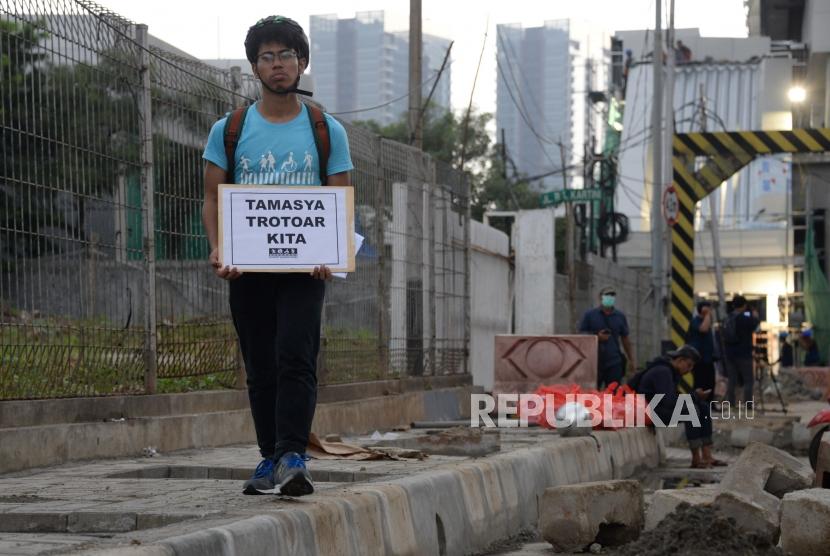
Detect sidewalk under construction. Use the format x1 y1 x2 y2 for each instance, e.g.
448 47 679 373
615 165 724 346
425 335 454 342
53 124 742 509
1 398 827 555
0 424 660 555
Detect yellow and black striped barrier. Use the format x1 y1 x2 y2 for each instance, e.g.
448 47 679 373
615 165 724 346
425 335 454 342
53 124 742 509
669 128 830 355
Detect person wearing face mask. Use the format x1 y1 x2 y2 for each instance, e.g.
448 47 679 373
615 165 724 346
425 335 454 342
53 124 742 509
579 286 636 389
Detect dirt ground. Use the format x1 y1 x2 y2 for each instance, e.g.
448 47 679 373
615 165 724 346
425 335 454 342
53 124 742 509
611 503 781 556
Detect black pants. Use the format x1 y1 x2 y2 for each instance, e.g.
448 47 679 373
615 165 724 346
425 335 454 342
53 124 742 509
229 273 325 461
598 363 625 390
684 396 713 449
726 356 753 405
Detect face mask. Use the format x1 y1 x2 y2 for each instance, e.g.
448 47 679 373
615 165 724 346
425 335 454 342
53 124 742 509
601 295 615 308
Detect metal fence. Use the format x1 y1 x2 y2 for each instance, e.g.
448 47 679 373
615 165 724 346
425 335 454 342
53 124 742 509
0 0 470 400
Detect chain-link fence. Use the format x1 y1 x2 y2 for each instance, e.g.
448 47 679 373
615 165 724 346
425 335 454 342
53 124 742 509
0 0 470 400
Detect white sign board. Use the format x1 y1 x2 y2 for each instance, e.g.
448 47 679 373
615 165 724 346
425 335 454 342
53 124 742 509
218 185 355 272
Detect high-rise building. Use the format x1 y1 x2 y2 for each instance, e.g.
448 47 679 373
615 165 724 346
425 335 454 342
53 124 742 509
496 20 609 191
310 12 451 126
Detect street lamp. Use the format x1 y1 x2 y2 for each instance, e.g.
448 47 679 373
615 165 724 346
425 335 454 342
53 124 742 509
788 85 807 104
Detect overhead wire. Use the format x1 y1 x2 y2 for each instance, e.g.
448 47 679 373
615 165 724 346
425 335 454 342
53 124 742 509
330 63 450 116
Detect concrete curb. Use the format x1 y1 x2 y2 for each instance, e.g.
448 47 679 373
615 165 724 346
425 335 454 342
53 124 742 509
133 428 659 556
0 387 474 474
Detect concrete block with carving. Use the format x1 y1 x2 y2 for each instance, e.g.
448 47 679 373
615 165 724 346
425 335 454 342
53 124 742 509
494 335 597 394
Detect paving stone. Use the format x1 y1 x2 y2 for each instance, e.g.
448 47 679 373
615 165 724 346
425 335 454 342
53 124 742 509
67 512 137 533
0 512 68 533
540 480 643 552
780 489 830 556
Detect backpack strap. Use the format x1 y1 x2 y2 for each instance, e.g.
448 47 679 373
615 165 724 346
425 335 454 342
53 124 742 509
307 104 331 185
223 105 249 183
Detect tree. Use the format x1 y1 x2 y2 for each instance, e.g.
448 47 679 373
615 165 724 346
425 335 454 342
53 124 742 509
353 105 539 228
1 19 229 262
354 103 491 172
1 20 142 261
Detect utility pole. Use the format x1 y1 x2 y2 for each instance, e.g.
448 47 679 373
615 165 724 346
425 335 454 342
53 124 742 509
699 84 728 319
651 0 665 348
664 0 676 324
561 142 577 333
409 0 423 150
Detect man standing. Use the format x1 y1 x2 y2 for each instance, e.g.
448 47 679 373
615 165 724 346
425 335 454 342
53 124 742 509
201 16 353 496
685 301 725 467
579 286 636 389
723 295 760 405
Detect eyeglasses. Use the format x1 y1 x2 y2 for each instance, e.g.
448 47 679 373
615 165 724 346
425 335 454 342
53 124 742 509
256 49 298 65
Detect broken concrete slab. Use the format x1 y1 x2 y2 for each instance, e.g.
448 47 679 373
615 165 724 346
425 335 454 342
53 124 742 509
729 427 775 448
712 490 779 544
780 489 830 556
720 442 814 503
540 480 643 553
712 442 814 545
645 487 717 531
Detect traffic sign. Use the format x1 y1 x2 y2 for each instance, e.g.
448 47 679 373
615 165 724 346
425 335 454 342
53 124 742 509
539 188 603 207
663 185 678 226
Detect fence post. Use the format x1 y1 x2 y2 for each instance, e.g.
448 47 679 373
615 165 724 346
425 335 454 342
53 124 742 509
376 137 389 378
428 161 437 376
137 24 157 393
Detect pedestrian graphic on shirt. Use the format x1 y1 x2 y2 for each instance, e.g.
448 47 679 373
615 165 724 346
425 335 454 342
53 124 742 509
259 153 268 172
303 150 313 172
266 151 276 172
281 151 297 173
240 155 252 173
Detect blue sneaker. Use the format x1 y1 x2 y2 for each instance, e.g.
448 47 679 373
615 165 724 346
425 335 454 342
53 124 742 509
275 452 314 496
242 458 276 495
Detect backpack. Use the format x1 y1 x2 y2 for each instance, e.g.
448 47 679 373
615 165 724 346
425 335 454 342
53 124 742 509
625 368 648 393
626 357 668 393
222 103 331 184
722 312 740 345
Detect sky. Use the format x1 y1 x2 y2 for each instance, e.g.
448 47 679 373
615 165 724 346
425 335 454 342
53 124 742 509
96 0 749 116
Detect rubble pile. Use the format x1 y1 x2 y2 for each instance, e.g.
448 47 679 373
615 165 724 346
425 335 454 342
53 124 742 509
616 503 781 556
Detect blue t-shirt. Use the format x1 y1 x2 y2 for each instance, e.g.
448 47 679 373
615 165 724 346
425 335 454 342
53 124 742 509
579 307 630 370
202 102 353 185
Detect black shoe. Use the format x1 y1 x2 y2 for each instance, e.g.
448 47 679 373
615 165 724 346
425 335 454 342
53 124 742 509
275 452 314 496
242 458 276 495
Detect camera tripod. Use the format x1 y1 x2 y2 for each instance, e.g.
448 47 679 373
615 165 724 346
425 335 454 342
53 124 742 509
753 354 788 414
